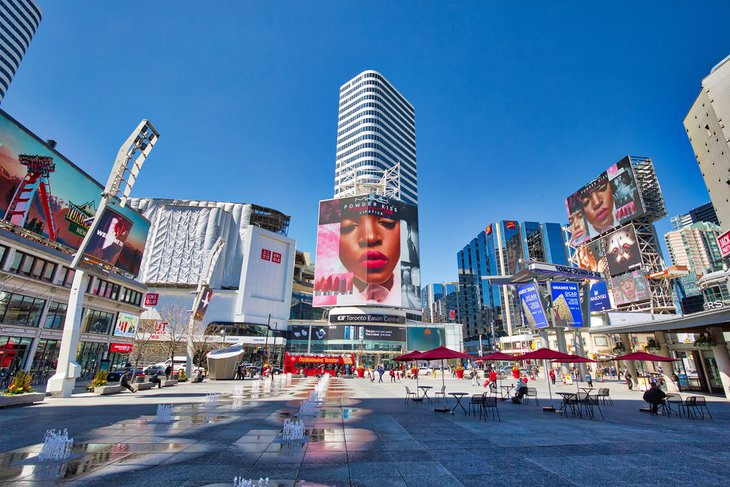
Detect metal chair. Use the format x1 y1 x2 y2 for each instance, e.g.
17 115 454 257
482 395 500 422
404 386 417 403
686 396 713 419
524 387 539 405
664 393 685 417
434 385 447 403
582 393 604 420
469 393 485 417
596 388 613 406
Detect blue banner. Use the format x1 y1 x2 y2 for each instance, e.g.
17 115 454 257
518 283 548 329
550 282 583 327
588 280 611 312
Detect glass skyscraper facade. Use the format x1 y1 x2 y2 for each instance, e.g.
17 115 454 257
457 220 567 350
421 282 459 323
333 70 417 205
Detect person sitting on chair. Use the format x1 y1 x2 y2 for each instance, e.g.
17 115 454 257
512 378 528 404
642 382 667 414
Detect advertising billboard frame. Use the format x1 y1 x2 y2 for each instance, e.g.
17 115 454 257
518 282 549 329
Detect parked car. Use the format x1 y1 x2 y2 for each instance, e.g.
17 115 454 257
417 367 433 377
144 365 165 375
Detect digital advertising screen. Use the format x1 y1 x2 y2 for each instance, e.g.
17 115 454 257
406 326 446 350
565 157 645 244
0 110 103 250
313 194 420 309
610 270 651 306
289 324 406 342
518 283 548 329
603 225 643 277
587 280 611 312
76 198 150 277
550 282 582 327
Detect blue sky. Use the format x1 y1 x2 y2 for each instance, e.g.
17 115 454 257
3 1 730 285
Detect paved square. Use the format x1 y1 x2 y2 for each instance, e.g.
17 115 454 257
1 375 729 486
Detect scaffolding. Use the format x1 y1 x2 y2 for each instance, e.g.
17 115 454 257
249 204 290 235
337 162 401 200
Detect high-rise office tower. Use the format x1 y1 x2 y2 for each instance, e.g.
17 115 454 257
456 221 567 347
421 282 459 324
0 0 42 103
670 202 720 230
684 55 730 229
334 70 417 205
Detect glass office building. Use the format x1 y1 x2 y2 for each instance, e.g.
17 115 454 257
457 221 567 352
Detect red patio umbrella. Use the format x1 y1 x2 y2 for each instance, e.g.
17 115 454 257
393 350 424 391
516 348 595 405
419 346 474 397
612 351 678 362
475 351 516 362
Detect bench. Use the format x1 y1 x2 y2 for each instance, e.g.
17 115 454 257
0 392 46 407
94 385 124 395
162 379 178 387
136 382 155 391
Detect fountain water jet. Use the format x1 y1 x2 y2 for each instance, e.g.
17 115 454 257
38 429 73 462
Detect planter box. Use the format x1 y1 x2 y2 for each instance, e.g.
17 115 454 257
95 385 123 395
162 379 178 387
0 392 46 407
137 382 155 391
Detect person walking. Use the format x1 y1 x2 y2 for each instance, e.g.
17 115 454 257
377 365 384 383
165 365 172 380
120 370 137 393
585 372 593 388
389 368 396 383
470 368 479 387
625 371 633 390
549 368 556 385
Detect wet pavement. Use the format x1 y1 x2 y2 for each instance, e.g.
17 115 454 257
1 375 729 486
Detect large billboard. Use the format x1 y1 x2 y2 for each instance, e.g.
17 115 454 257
406 326 445 351
518 283 548 329
313 194 420 309
113 311 139 338
550 282 582 327
603 225 642 276
566 157 645 245
0 111 102 249
0 111 149 278
75 199 150 277
610 270 651 306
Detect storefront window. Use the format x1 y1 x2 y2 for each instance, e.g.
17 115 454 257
82 309 116 335
30 339 59 384
76 341 106 379
44 302 68 330
0 336 33 373
0 292 46 327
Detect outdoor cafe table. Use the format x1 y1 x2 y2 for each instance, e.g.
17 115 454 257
556 392 579 416
500 385 512 400
449 392 469 415
418 385 433 402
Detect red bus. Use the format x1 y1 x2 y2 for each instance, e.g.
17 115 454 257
284 352 355 376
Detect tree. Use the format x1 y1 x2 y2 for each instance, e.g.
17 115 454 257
152 304 191 368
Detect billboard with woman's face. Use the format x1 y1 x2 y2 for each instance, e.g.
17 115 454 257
565 157 645 242
610 270 650 306
313 194 420 309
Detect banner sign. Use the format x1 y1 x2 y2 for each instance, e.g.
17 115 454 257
550 282 583 327
329 313 405 324
144 293 159 306
588 280 611 312
113 311 139 338
109 343 133 354
719 230 730 258
194 287 213 321
518 283 548 329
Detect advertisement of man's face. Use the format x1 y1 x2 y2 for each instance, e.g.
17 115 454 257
314 195 419 308
603 225 642 276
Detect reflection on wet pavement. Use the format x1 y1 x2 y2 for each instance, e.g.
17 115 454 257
0 376 367 485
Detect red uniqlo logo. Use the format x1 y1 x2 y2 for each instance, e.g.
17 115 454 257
261 249 271 261
144 293 159 306
272 252 281 264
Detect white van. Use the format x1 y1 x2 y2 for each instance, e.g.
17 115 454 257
156 356 187 372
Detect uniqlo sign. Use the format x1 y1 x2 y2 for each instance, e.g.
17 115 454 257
144 293 159 306
272 252 282 264
261 249 271 261
718 230 730 258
